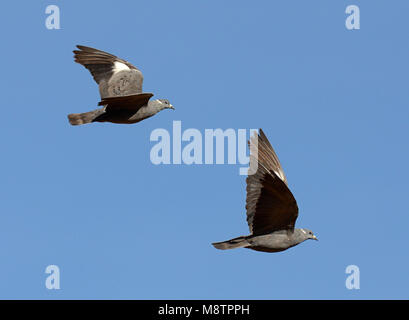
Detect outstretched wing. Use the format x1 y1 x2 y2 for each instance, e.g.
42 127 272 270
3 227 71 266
98 93 154 111
73 45 144 97
245 129 299 235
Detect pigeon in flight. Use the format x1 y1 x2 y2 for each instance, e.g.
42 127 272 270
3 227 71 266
212 129 317 253
68 45 174 125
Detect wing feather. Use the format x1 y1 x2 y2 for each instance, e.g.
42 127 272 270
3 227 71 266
245 129 298 235
98 93 154 111
73 45 144 95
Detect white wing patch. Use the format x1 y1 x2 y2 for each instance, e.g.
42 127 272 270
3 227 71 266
113 61 130 73
274 169 286 183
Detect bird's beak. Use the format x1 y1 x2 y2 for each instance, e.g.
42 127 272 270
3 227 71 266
312 235 318 241
169 104 175 110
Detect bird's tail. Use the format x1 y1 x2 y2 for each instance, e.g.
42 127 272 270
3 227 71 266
212 236 249 250
67 108 105 126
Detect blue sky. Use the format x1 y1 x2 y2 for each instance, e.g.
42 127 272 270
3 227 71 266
0 0 408 299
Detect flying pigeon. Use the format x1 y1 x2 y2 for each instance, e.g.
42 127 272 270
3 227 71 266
212 129 317 253
67 45 174 125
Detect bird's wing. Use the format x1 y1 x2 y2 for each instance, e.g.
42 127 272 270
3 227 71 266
73 45 144 95
245 129 299 235
98 93 154 111
257 129 288 185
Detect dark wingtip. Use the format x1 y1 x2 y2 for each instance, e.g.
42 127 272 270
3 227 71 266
73 45 83 56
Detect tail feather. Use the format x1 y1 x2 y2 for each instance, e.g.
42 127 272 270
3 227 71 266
212 236 249 250
67 108 104 126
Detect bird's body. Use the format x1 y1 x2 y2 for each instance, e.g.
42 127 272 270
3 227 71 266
69 99 166 125
248 231 297 253
212 129 317 253
104 101 164 124
67 45 174 126
213 229 315 253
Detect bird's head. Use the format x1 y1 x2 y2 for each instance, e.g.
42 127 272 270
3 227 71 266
156 99 175 110
299 228 318 241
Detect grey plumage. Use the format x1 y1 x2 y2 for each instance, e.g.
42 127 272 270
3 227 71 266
212 129 318 253
67 45 174 126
